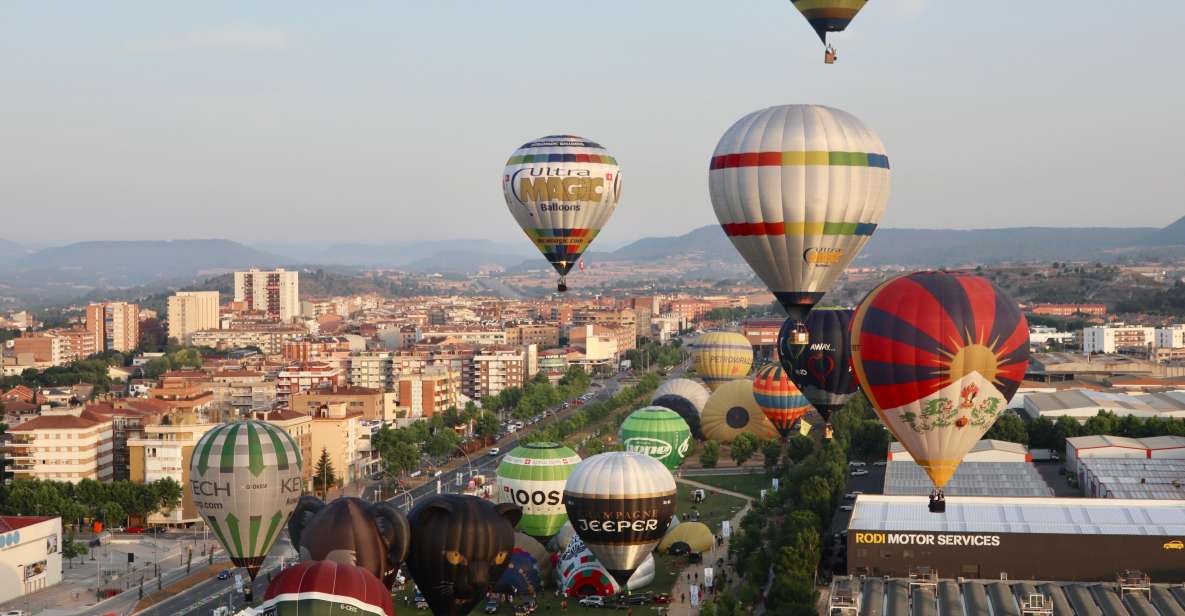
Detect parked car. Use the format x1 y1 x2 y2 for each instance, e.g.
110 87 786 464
125 527 146 534
848 461 866 468
217 570 231 580
873 460 887 467
850 469 869 477
617 592 652 606
843 491 863 500
488 448 500 457
654 594 671 605
4 610 29 616
579 596 606 608
840 505 854 512
485 597 500 613
415 589 429 609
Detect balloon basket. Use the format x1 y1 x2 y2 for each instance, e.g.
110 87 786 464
824 424 834 440
557 278 568 293
928 492 946 514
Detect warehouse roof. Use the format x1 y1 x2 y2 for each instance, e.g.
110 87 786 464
849 494 1185 535
889 439 1030 461
1023 390 1185 420
884 461 1054 498
1068 435 1185 452
1078 458 1185 500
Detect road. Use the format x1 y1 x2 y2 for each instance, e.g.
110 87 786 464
825 462 886 577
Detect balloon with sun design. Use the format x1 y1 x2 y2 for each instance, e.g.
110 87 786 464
850 271 1029 509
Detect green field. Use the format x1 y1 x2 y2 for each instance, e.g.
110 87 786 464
673 481 748 532
684 473 769 500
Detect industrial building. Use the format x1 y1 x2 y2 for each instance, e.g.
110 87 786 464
884 440 1053 497
1076 458 1185 500
1022 390 1185 421
1065 436 1185 474
847 495 1185 581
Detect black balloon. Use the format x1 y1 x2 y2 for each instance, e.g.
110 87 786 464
407 494 522 616
778 308 858 424
287 496 411 590
651 394 704 440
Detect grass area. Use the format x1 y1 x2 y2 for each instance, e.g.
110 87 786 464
674 482 747 532
685 473 769 500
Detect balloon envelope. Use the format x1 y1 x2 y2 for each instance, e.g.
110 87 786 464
563 452 675 587
780 308 858 423
850 271 1029 489
496 442 581 541
556 534 655 596
790 0 869 44
690 332 753 391
261 560 394 616
650 378 710 439
709 105 890 320
658 521 715 554
188 420 303 579
618 406 692 470
751 362 812 438
503 135 622 284
700 379 780 443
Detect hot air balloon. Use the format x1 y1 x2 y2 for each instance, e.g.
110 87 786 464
789 0 869 63
514 532 552 581
850 271 1029 513
260 560 395 616
650 378 710 439
690 332 753 391
556 534 656 597
779 307 858 438
563 452 676 587
503 135 622 292
494 549 543 598
286 496 411 589
618 406 692 470
188 420 303 584
495 442 581 542
700 379 780 443
751 363 812 438
406 495 521 616
708 104 890 326
658 521 715 555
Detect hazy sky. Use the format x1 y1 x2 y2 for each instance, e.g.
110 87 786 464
3 2 1183 247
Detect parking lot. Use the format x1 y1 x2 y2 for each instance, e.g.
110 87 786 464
824 461 887 577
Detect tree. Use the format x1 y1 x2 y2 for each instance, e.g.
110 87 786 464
983 412 1029 445
798 476 833 525
62 535 88 568
475 412 500 440
424 428 461 459
762 439 782 470
785 434 814 463
99 501 126 527
314 448 337 495
730 433 758 467
701 441 720 468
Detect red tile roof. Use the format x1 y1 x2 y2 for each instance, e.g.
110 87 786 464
0 516 54 531
9 412 110 431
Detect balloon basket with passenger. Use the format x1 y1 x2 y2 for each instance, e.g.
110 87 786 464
928 490 946 514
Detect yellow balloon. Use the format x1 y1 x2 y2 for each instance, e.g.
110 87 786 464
690 332 753 391
700 379 778 443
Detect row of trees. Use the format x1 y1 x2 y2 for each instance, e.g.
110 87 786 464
985 409 1185 452
1 358 117 393
621 340 686 373
699 433 818 470
0 477 183 530
520 372 663 452
482 367 591 422
702 394 877 615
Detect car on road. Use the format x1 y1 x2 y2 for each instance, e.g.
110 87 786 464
415 589 429 609
848 461 866 468
3 610 28 616
617 592 653 606
873 460 887 466
840 505 854 512
850 469 869 477
217 570 231 580
488 447 500 457
1165 540 1185 550
844 491 863 500
579 596 606 608
125 526 146 534
485 597 500 613
654 593 671 605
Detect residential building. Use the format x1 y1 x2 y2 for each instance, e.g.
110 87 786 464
348 352 394 390
166 291 220 344
234 268 300 322
1157 325 1185 349
396 366 458 419
630 296 659 339
422 326 507 346
10 334 63 366
188 326 305 354
1083 325 1156 354
85 302 139 353
4 409 114 482
572 307 637 337
308 402 363 490
474 347 525 400
127 421 217 524
276 362 343 408
1029 326 1075 348
290 385 385 421
1031 303 1107 317
504 323 560 349
53 327 96 362
210 369 275 415
569 324 622 364
0 516 63 602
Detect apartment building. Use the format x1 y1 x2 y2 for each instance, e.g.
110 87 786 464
474 347 525 400
127 421 217 524
290 385 385 421
234 268 300 322
166 291 220 344
422 326 508 346
9 334 63 366
504 323 560 349
308 402 363 490
85 302 139 353
258 409 315 489
188 326 305 354
53 328 96 362
1083 325 1157 354
348 351 394 390
276 362 343 408
395 366 459 419
4 409 114 482
1157 325 1185 349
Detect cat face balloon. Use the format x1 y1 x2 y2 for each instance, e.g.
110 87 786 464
287 496 411 589
407 495 522 616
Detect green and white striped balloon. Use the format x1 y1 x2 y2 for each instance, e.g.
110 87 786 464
188 420 304 579
496 442 581 541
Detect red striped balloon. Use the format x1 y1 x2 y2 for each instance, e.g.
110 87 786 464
751 363 812 438
261 560 394 616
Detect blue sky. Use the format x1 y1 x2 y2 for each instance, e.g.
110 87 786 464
2 2 1183 247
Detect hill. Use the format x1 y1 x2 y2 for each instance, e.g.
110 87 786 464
0 238 28 261
0 239 290 299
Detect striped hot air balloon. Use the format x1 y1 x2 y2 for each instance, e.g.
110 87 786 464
564 453 675 587
699 379 780 443
790 0 868 45
496 442 581 541
188 420 303 580
850 272 1029 509
690 332 754 391
619 406 692 470
650 378 710 440
260 560 395 616
503 135 622 292
752 363 812 438
779 307 859 432
709 105 890 321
